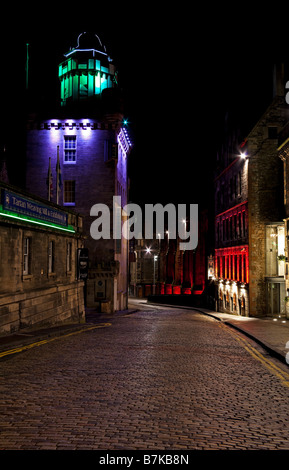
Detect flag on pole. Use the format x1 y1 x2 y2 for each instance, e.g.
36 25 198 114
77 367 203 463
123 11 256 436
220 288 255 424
46 156 53 201
56 145 62 205
0 147 9 184
26 43 29 90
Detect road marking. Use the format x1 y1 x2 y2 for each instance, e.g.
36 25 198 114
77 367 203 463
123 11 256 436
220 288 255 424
218 322 289 387
0 323 111 359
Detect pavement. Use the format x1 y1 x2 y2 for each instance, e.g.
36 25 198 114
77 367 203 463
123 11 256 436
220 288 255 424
192 307 289 364
0 308 136 357
0 300 289 367
147 302 289 365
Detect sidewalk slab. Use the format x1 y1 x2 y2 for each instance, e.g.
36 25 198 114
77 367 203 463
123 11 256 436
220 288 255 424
0 308 138 355
147 300 289 365
198 309 289 364
0 323 90 354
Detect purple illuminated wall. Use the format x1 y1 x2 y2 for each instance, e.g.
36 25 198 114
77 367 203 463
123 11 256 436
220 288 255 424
26 119 129 266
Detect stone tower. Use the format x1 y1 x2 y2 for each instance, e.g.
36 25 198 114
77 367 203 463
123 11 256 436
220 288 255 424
26 32 132 313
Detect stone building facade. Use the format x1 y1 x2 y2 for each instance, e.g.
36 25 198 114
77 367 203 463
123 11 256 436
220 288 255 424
214 67 287 317
277 120 289 317
247 93 286 317
25 32 132 313
0 182 85 335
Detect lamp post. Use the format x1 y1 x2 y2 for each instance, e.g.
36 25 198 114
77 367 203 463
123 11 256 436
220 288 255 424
158 233 161 252
146 246 158 295
153 255 158 295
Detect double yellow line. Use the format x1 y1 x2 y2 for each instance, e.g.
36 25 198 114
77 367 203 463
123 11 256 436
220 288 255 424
0 323 111 359
218 321 289 387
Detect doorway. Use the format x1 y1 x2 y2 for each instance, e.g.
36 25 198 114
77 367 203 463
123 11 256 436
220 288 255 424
267 282 280 316
266 279 285 317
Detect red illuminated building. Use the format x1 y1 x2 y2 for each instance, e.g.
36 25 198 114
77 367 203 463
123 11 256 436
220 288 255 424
130 210 209 304
214 134 249 315
215 200 249 284
160 210 208 300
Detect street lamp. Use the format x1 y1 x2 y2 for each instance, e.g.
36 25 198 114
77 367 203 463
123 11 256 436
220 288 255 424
240 152 249 160
145 246 158 295
181 219 187 251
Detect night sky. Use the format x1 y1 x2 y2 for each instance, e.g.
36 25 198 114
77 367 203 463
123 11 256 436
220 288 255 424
1 8 289 211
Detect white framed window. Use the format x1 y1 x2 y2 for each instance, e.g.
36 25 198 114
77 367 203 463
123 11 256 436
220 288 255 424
23 237 30 275
66 242 72 273
48 240 54 274
64 135 77 163
266 224 285 277
63 180 75 205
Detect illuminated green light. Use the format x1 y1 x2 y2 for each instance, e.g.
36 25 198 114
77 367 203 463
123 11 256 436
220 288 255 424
0 208 76 233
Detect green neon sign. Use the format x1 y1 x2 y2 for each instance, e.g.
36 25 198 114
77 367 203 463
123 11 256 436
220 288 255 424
0 206 76 233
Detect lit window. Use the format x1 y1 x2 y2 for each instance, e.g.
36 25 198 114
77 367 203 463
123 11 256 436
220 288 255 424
64 180 75 205
266 224 285 277
64 135 76 163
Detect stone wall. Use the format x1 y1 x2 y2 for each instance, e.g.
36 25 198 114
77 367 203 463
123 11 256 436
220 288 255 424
25 118 129 312
0 183 85 335
25 123 117 265
0 281 85 335
248 96 286 316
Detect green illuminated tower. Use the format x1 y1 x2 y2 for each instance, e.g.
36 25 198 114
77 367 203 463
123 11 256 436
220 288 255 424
58 32 117 106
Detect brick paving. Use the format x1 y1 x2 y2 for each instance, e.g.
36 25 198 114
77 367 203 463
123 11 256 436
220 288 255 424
1 303 289 450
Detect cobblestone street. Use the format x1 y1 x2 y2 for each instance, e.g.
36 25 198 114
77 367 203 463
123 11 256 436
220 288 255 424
1 303 289 451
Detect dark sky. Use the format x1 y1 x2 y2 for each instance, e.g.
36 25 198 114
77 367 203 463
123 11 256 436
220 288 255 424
1 8 289 209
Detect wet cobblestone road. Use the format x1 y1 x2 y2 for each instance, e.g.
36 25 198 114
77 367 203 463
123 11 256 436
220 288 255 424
1 303 289 450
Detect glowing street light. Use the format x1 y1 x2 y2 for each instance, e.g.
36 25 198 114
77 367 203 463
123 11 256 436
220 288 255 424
240 152 249 159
